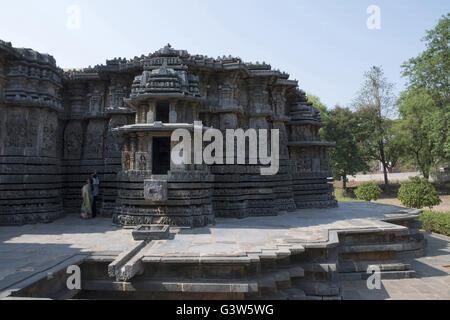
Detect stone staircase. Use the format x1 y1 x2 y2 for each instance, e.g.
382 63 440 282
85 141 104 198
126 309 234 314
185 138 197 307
336 220 426 282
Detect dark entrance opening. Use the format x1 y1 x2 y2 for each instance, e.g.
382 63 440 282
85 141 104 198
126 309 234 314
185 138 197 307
155 101 170 123
152 137 171 174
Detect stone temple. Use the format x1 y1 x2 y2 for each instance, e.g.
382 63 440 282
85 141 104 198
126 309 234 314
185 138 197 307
0 41 337 227
0 41 429 300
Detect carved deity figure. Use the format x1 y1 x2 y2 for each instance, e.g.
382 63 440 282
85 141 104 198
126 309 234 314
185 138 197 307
89 90 103 114
138 153 147 171
123 153 131 171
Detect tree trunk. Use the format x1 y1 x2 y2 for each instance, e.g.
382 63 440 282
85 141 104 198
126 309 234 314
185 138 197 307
343 175 347 190
420 163 430 179
379 141 389 185
415 151 430 180
382 163 389 185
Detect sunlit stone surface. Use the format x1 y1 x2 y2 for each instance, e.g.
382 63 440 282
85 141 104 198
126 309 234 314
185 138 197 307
0 41 336 227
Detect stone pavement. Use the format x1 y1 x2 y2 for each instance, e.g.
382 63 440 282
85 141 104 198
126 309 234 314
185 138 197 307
145 202 417 257
1 202 449 300
0 217 137 292
342 232 450 300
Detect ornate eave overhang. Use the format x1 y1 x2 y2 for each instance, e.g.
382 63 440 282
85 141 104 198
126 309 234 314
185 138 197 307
113 122 212 134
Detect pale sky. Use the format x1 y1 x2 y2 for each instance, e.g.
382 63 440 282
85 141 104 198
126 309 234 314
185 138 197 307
0 0 448 108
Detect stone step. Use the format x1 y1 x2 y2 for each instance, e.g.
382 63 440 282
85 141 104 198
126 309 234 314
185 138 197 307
258 288 307 300
339 269 416 281
292 280 341 297
255 266 305 291
339 241 424 254
376 270 416 279
83 279 259 294
257 276 277 291
338 261 411 273
396 247 426 260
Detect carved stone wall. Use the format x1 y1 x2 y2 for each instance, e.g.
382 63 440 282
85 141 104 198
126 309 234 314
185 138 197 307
0 44 64 224
0 41 336 226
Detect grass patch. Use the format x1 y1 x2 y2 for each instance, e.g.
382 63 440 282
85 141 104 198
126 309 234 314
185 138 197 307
419 210 450 237
334 188 363 202
336 196 362 202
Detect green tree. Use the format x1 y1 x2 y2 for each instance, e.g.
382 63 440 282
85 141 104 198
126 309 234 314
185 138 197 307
384 119 408 171
402 14 449 109
353 66 397 185
320 106 369 189
400 14 450 168
397 88 440 178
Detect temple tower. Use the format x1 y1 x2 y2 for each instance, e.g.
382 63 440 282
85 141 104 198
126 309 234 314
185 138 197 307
113 45 214 227
287 89 337 208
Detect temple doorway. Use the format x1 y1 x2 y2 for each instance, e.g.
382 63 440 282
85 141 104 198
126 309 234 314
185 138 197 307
152 137 171 174
155 101 170 123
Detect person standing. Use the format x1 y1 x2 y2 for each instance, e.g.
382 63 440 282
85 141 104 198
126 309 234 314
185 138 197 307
81 179 93 220
91 171 100 218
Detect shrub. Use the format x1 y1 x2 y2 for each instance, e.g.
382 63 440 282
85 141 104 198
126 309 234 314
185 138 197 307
419 211 450 236
398 177 442 209
354 182 382 202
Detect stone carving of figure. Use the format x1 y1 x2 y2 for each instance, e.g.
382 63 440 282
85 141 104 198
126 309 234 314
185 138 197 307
138 153 147 171
124 153 131 171
89 90 103 114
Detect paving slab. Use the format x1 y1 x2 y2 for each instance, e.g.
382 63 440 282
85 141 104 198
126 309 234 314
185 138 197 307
0 217 137 292
0 201 435 298
143 202 417 257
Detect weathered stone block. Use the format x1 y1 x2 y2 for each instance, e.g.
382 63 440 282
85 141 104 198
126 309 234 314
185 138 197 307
143 179 168 202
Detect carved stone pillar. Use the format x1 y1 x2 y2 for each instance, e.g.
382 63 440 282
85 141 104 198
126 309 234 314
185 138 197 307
137 132 146 152
121 137 131 171
169 101 177 123
129 134 137 170
140 104 147 124
135 106 140 124
147 101 155 123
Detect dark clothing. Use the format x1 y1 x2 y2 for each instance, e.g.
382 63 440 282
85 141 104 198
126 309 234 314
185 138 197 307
91 175 100 218
92 196 97 218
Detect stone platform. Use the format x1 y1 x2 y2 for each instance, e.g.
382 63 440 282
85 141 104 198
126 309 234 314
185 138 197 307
145 202 420 256
0 202 434 300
